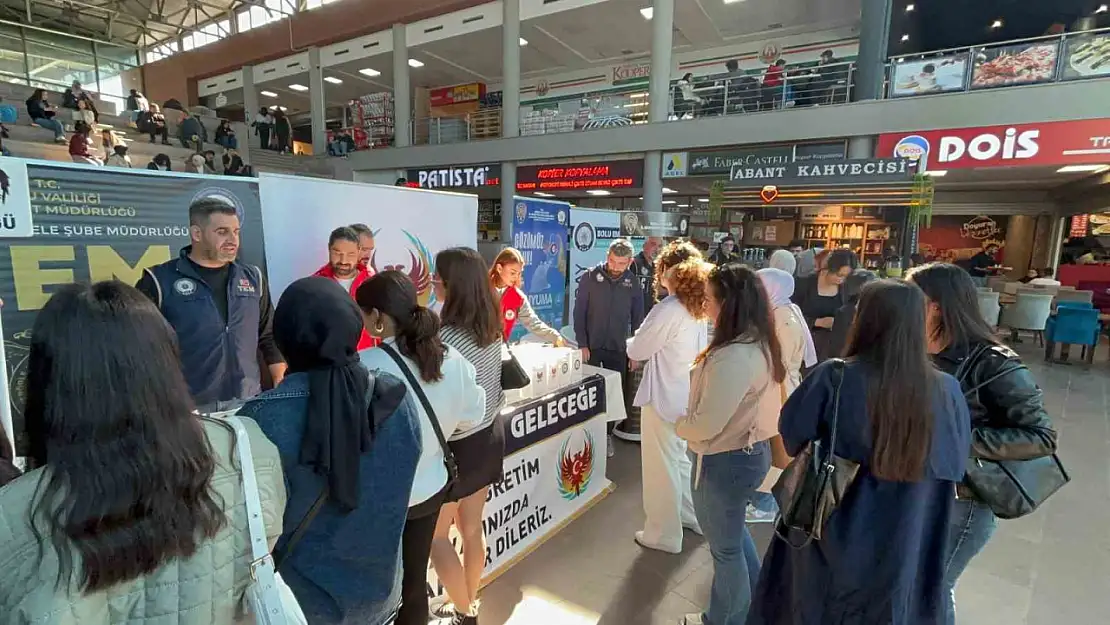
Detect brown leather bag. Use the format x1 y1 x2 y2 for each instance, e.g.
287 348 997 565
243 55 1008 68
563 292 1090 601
769 383 793 470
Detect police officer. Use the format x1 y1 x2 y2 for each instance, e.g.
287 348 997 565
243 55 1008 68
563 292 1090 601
136 198 286 413
631 237 663 315
573 238 645 456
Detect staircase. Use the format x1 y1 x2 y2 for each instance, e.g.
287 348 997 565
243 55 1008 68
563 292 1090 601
247 148 336 178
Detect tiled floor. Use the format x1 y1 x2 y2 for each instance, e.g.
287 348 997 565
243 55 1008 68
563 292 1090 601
474 342 1110 625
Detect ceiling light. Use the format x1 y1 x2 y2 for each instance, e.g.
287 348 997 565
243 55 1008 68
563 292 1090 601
519 37 528 46
269 105 288 111
697 197 709 202
677 204 690 207
359 68 381 77
1098 5 1108 14
723 0 746 4
324 76 343 84
534 191 555 197
990 19 1003 29
905 3 914 11
640 7 653 19
288 84 308 91
662 200 677 205
923 170 947 177
1057 164 1110 173
662 187 676 194
408 59 424 68
586 189 611 196
260 90 278 97
629 92 649 99
901 34 910 42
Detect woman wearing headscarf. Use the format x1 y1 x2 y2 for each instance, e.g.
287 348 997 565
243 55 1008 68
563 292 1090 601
768 249 797 275
238 277 423 625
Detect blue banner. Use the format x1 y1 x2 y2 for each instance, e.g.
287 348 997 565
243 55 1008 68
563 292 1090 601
510 197 570 339
568 207 621 315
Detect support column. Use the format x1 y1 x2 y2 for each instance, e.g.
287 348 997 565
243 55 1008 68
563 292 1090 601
641 0 674 214
854 0 893 101
500 0 521 243
1048 215 1066 273
308 47 327 156
241 65 259 163
500 163 516 242
392 24 412 147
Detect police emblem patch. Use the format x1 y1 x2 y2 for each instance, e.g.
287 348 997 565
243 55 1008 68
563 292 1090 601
505 309 516 321
595 272 604 282
174 278 196 295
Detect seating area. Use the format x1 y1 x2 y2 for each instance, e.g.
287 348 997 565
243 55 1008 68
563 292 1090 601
981 279 1108 365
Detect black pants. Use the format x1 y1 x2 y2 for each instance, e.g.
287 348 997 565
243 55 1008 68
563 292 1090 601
396 494 445 625
256 124 271 150
588 348 630 435
148 126 169 143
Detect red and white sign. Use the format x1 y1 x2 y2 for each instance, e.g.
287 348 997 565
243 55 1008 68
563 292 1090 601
877 119 1110 170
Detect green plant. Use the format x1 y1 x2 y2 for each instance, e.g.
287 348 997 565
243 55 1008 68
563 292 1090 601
708 179 726 227
909 173 935 229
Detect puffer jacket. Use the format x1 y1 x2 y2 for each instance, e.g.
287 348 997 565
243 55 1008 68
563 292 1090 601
0 417 286 625
933 340 1058 499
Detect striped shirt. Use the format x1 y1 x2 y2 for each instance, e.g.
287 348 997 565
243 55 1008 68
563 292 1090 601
440 325 505 440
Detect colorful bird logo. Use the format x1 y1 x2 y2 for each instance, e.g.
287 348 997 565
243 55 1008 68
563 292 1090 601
370 229 437 307
557 430 595 500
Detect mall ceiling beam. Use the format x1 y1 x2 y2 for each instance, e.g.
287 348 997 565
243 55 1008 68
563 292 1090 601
346 80 1110 172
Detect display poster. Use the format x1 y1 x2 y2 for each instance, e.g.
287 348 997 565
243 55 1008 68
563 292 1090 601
971 41 1059 89
1061 32 1110 81
917 214 1008 264
0 161 265 454
889 52 970 96
620 211 691 239
568 207 621 316
257 174 478 305
509 197 570 339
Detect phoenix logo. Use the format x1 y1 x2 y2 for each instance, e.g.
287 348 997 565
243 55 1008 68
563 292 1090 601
369 229 437 307
557 430 595 501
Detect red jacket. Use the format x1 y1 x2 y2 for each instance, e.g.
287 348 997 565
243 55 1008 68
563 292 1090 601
314 263 379 350
499 286 525 342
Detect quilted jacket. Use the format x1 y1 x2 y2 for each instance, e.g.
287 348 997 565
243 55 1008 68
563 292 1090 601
0 417 286 625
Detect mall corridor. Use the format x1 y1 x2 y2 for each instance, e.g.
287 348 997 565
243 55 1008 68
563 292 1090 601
474 343 1109 625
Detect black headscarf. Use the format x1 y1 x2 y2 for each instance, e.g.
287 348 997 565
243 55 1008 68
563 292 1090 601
274 276 371 511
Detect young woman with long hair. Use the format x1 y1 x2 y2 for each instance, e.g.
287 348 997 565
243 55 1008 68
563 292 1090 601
0 281 285 622
748 280 971 625
357 271 485 625
675 263 786 625
907 263 1057 625
428 248 505 624
792 248 857 362
626 247 711 554
489 247 565 345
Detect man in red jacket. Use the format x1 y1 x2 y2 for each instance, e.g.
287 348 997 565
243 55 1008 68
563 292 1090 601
313 226 378 350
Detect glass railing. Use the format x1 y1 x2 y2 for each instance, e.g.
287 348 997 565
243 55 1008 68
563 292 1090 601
886 27 1110 98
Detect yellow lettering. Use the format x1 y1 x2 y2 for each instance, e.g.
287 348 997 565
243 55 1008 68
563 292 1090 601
10 246 75 311
87 245 172 284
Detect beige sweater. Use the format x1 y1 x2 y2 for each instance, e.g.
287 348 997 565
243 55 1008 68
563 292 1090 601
677 340 781 455
773 306 807 395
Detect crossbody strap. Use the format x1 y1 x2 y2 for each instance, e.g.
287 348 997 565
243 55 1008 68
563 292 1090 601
223 416 271 566
825 359 846 460
379 343 455 465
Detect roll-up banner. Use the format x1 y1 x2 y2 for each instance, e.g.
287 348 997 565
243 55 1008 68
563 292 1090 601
508 197 571 339
568 207 622 316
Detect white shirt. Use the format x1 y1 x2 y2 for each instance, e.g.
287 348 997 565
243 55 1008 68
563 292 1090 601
359 338 485 506
335 277 355 292
1028 278 1060 286
626 295 708 422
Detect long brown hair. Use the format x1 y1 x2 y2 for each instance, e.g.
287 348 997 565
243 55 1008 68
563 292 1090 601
653 239 703 299
698 263 786 384
489 247 525 289
843 279 936 482
437 247 501 348
665 259 712 319
356 271 446 382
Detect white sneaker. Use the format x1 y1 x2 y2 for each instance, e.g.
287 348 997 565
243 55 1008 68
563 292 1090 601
745 504 776 524
634 530 681 554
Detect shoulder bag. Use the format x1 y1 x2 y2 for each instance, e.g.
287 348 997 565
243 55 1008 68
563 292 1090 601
501 342 531 390
954 344 1070 520
224 415 308 625
380 343 460 491
772 359 859 547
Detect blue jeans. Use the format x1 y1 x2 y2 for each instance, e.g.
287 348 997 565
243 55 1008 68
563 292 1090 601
33 116 65 139
943 498 997 625
691 441 770 625
750 491 777 513
216 135 238 149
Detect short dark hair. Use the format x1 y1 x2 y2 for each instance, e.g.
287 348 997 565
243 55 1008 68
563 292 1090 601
824 248 858 274
349 223 372 238
726 60 739 71
329 226 359 247
188 197 236 227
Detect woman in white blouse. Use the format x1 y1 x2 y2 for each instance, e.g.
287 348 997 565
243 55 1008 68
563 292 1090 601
626 245 713 553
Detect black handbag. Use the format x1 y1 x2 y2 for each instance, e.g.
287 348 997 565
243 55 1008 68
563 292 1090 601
772 359 860 547
955 344 1069 520
501 343 530 390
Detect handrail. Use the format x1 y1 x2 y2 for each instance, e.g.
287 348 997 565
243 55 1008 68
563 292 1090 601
888 26 1110 62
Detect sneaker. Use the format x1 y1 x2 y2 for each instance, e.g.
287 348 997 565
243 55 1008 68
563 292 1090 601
607 434 615 458
680 614 704 625
436 611 477 625
745 504 776 524
634 530 682 554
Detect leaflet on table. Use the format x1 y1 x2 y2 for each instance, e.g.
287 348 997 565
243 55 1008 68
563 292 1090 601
504 343 585 404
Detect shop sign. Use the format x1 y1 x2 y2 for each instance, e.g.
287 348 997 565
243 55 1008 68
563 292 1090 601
728 158 916 186
877 119 1110 170
406 164 501 189
690 146 793 176
793 142 848 162
1070 214 1090 238
662 152 688 178
429 82 484 107
619 211 690 238
517 160 643 191
961 215 1001 240
612 62 651 86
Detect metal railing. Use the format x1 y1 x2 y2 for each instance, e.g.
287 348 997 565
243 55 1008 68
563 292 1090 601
886 27 1110 98
673 61 856 119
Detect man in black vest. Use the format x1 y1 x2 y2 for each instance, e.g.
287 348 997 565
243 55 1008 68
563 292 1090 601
631 237 663 315
136 198 285 412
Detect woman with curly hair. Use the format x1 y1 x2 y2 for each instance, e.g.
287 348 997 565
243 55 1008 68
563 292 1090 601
626 245 713 553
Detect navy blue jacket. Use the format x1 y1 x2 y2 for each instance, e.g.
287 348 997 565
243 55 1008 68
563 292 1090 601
573 263 645 353
140 247 264 408
238 371 421 625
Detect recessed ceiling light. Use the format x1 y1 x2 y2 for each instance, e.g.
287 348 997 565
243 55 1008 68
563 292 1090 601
640 7 653 20
923 170 947 177
723 0 746 4
324 76 343 84
697 197 709 202
359 68 381 77
677 204 690 207
586 189 611 196
269 105 288 111
1097 4 1108 13
260 90 278 97
990 19 1003 29
519 37 528 46
662 200 677 205
905 3 914 11
662 187 676 194
534 191 555 197
288 84 308 91
1057 164 1110 173
901 34 910 42
408 59 424 68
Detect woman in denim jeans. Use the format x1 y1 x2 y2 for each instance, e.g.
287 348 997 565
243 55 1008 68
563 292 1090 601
907 263 1057 625
676 263 787 625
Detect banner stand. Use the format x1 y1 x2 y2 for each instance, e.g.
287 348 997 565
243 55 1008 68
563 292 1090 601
0 310 13 457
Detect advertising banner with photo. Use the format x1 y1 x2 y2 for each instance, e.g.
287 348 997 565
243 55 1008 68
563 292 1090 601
257 174 478 305
568 207 621 315
889 53 970 97
509 197 570 339
1062 32 1110 81
0 160 265 454
971 41 1059 89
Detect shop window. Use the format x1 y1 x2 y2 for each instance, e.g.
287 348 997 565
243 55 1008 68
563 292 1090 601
25 39 96 92
145 42 179 64
182 20 230 51
0 31 26 78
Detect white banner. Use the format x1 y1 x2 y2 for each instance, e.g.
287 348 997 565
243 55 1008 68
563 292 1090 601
257 174 478 303
568 207 622 316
